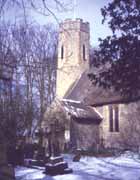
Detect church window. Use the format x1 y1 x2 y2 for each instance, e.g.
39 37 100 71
114 106 119 132
109 105 119 132
109 106 113 132
83 44 86 60
61 45 64 59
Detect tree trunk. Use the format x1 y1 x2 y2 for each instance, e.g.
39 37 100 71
0 137 15 180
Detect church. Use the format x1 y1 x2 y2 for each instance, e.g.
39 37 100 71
42 18 140 152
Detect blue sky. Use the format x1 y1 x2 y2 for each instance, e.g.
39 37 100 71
32 0 112 47
6 0 112 47
72 0 112 46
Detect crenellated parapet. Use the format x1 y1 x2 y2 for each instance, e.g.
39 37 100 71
59 18 89 33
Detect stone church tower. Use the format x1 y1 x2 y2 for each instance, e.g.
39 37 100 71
56 18 90 98
42 19 100 152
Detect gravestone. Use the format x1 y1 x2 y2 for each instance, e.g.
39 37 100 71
45 121 72 175
24 144 46 167
73 149 81 162
24 143 35 158
45 156 72 175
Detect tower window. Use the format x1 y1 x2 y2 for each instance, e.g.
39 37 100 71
61 45 64 59
109 105 119 132
83 44 86 60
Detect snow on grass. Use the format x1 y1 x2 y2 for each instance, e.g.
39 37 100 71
15 166 46 180
15 151 140 180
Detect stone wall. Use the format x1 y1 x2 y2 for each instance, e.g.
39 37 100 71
70 119 100 150
98 101 140 150
42 100 70 153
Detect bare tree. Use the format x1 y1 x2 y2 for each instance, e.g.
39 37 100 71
0 0 71 178
33 25 58 130
10 23 58 145
0 0 73 22
0 22 17 180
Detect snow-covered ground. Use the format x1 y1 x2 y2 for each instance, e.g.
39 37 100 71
15 151 140 180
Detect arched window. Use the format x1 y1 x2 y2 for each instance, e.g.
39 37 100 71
61 45 64 59
109 105 119 132
83 44 86 60
109 106 113 132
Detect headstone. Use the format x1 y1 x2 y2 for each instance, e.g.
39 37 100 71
45 122 72 175
36 147 45 160
73 149 81 162
7 146 16 166
24 143 34 158
45 156 72 175
15 145 24 165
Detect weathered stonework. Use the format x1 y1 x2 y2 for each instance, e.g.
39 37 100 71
97 102 140 150
56 19 90 98
70 120 100 150
43 18 140 152
97 105 125 148
55 19 101 151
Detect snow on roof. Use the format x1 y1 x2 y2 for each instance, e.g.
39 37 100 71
61 99 102 124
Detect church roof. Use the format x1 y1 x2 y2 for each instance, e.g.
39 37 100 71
64 71 90 101
61 99 102 124
64 70 140 107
